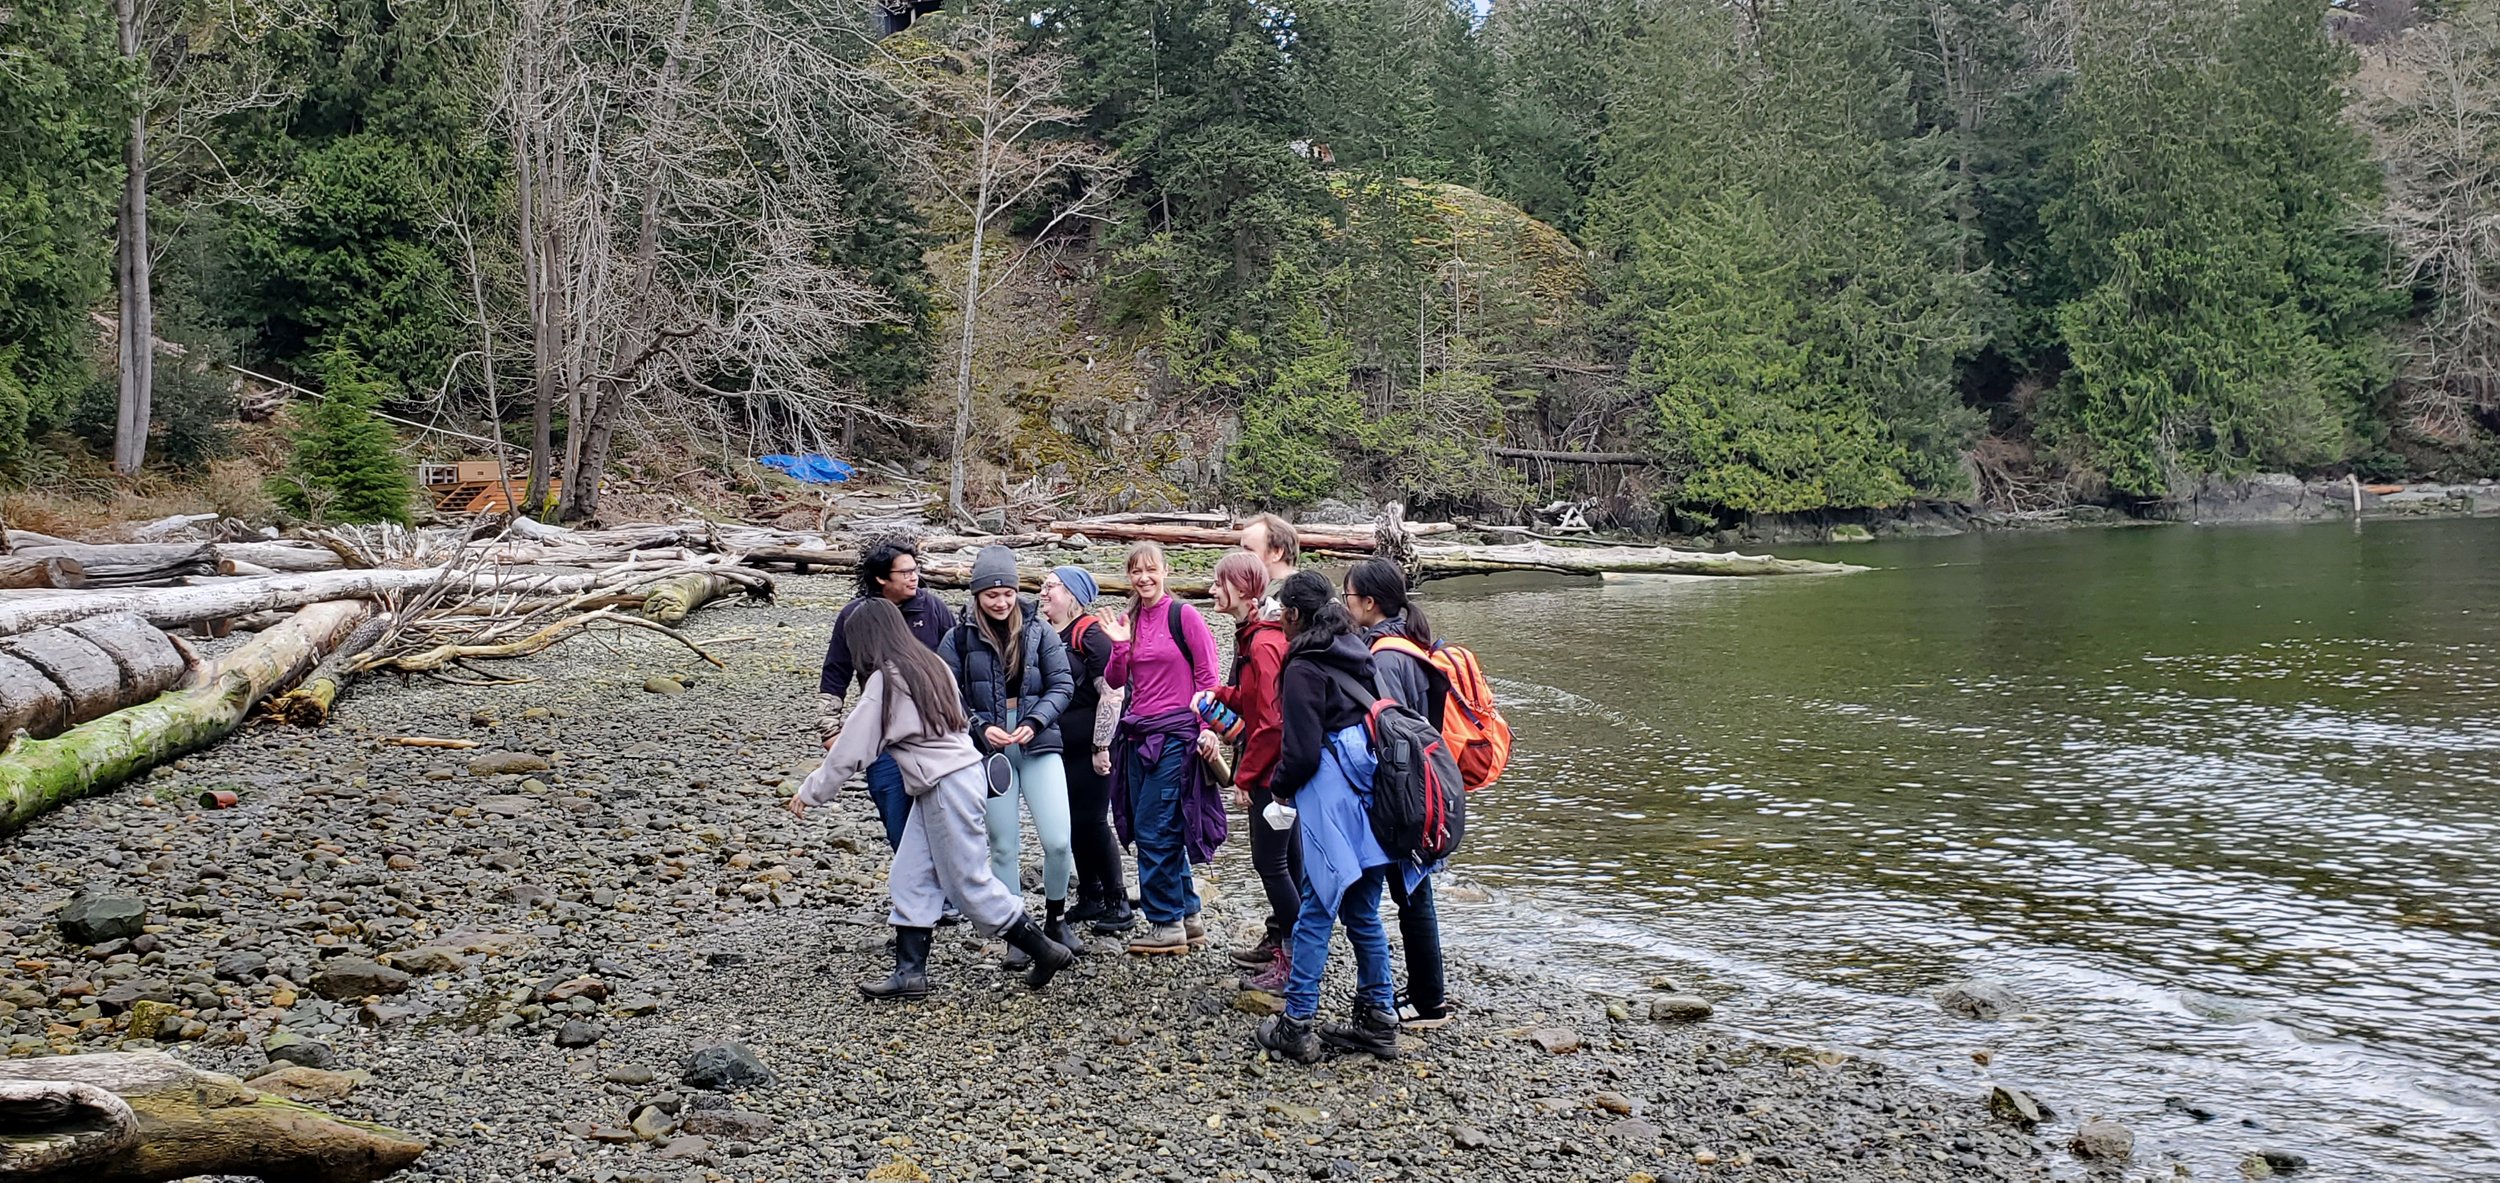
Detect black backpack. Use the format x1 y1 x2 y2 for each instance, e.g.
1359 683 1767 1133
1322 668 1465 865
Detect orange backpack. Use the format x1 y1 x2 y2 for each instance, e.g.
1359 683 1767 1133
1370 635 1513 792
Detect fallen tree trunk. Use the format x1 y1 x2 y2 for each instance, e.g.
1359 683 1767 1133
0 616 191 745
1411 541 1861 580
0 1051 423 1182
4 542 216 587
0 600 373 834
0 566 602 637
264 612 395 728
0 557 88 590
211 542 346 573
1042 519 1453 552
638 570 750 625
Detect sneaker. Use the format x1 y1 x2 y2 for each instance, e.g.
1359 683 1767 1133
1320 1003 1402 1060
1254 1013 1321 1064
1183 915 1208 948
1245 948 1292 993
1396 994 1455 1030
1227 934 1281 967
1126 921 1189 955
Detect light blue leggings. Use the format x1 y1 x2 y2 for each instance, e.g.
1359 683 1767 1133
983 744 1074 902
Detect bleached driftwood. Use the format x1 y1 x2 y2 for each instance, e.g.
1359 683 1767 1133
0 1051 423 1182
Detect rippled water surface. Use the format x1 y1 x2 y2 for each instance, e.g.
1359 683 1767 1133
1425 519 2500 1180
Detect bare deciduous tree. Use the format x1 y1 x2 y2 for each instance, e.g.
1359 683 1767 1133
886 1 1118 526
109 0 303 474
2359 0 2500 440
491 0 906 521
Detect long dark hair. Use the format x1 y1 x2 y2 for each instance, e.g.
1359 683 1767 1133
843 598 968 733
1276 570 1353 651
1345 558 1434 648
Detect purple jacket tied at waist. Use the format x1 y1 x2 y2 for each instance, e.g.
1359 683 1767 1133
1110 707 1228 863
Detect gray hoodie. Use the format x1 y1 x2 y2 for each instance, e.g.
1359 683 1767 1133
798 668 981 804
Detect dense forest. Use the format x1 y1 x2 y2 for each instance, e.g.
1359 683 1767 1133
2 0 2495 527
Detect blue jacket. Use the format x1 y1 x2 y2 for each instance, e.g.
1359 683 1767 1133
820 588 955 695
1295 725 1422 918
941 597 1075 755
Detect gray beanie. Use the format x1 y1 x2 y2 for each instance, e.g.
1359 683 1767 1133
967 545 1019 595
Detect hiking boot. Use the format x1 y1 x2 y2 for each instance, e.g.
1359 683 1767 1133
1227 933 1281 967
1254 1013 1321 1064
1044 913 1087 958
995 915 1074 989
1126 921 1189 956
1183 915 1208 948
1065 892 1111 926
1089 900 1136 935
1245 947 1292 993
1320 1003 1402 1060
859 927 932 1001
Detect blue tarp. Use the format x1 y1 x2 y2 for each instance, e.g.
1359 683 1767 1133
756 453 855 485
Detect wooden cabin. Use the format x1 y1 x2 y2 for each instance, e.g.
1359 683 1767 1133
418 460 556 514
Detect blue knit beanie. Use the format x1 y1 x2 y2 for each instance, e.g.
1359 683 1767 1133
1051 564 1100 607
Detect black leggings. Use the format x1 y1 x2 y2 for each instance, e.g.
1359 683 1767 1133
1249 783 1302 943
1065 741 1125 905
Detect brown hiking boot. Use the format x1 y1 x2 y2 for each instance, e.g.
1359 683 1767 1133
1126 921 1189 955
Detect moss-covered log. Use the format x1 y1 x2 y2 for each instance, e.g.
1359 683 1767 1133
638 571 745 624
0 1051 423 1182
0 601 372 834
264 612 394 728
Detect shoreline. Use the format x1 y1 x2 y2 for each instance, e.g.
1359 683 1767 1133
0 574 2048 1181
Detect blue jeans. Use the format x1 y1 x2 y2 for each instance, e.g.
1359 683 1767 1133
1124 742 1200 924
1284 863 1395 1021
865 754 911 850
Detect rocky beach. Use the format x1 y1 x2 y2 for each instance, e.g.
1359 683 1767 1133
0 573 2050 1182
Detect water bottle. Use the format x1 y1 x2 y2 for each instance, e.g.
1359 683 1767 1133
1193 695 1245 743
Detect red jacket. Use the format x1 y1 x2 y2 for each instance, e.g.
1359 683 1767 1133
1212 616 1289 793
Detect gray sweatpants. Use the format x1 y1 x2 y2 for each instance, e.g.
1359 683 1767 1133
887 762 1025 936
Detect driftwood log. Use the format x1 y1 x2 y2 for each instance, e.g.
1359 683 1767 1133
0 556 88 590
1408 541 1861 579
0 616 191 745
638 569 763 625
263 612 395 728
1043 519 1453 553
0 1051 423 1183
0 600 373 834
0 567 605 637
1 543 216 588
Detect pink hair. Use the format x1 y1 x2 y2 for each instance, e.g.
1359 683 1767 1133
1211 551 1269 604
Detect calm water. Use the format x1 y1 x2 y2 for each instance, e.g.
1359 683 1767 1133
1426 518 2500 1181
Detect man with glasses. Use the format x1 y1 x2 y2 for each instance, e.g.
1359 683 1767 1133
819 536 959 849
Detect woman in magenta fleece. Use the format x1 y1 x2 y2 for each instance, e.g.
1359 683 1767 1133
1096 541 1223 955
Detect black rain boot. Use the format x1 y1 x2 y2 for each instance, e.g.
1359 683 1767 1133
995 914 1074 990
1320 1003 1402 1060
1044 899 1086 958
1254 1013 1321 1064
859 927 932 1001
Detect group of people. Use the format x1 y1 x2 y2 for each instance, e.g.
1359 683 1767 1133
784 515 1454 1061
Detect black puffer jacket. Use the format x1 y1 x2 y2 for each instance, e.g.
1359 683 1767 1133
942 597 1075 754
1272 628 1378 800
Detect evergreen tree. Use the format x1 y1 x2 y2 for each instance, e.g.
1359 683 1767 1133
0 0 121 461
273 349 414 524
1596 0 1982 512
2045 0 2397 496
